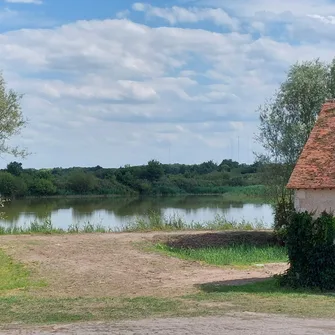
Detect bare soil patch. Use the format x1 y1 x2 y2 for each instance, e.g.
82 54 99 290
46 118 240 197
0 232 288 298
155 230 278 249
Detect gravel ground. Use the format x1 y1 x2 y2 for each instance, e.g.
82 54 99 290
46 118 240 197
1 313 335 335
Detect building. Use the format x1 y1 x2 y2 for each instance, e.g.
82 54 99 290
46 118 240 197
287 99 335 216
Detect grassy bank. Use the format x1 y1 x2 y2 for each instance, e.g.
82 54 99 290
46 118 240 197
155 244 288 267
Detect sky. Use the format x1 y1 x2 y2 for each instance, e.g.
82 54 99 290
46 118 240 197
1 0 335 169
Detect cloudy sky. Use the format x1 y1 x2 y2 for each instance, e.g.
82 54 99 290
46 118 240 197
0 0 334 168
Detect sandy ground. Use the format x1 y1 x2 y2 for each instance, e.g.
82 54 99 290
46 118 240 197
1 313 335 335
0 232 288 298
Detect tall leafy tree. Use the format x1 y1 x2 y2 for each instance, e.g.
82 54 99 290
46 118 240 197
0 73 28 201
0 73 27 158
7 161 23 176
256 58 335 200
145 160 164 182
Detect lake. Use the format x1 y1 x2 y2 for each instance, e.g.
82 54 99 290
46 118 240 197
0 196 274 230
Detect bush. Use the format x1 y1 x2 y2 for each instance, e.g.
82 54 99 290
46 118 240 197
273 196 295 242
67 171 96 194
29 178 57 196
0 172 27 198
279 211 335 290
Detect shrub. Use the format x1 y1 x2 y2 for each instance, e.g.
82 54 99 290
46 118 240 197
279 211 335 290
273 196 295 242
0 172 27 198
67 171 96 194
29 178 57 196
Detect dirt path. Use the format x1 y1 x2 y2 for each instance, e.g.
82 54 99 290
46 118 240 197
0 233 287 298
1 313 335 335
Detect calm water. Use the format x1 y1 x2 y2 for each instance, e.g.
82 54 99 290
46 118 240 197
0 196 274 230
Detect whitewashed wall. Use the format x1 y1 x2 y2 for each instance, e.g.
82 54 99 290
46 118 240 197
294 189 335 216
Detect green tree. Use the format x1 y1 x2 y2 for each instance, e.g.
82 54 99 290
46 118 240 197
0 172 17 197
0 172 27 198
67 171 96 194
6 161 23 176
0 73 27 157
256 58 335 200
145 160 164 182
29 179 56 196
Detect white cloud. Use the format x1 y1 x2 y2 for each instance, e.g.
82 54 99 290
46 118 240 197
192 0 335 16
132 3 239 29
1 1 334 167
116 10 130 19
308 14 335 24
5 0 42 4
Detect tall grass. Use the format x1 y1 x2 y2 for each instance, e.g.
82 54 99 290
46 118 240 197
0 219 113 235
122 211 267 232
0 211 269 235
156 244 288 266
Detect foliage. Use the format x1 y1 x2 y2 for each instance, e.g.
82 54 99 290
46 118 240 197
0 73 27 158
67 171 96 194
145 159 164 182
279 211 335 290
6 161 23 176
273 195 295 241
256 58 335 200
0 159 266 198
29 179 57 196
0 172 26 198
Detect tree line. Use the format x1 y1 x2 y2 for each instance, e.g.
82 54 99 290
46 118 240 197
1 57 334 201
0 159 263 198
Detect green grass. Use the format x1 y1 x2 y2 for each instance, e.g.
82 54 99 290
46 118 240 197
189 279 335 318
155 244 288 266
0 249 45 292
0 281 334 324
0 250 30 291
0 296 185 324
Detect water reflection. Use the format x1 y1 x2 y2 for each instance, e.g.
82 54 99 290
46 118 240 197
0 196 274 229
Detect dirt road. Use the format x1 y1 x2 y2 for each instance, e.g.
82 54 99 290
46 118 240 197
0 232 287 298
1 313 335 335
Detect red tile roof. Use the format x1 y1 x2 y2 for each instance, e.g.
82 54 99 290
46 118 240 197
287 100 335 189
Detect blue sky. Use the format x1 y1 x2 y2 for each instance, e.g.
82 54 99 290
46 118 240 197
1 0 335 168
